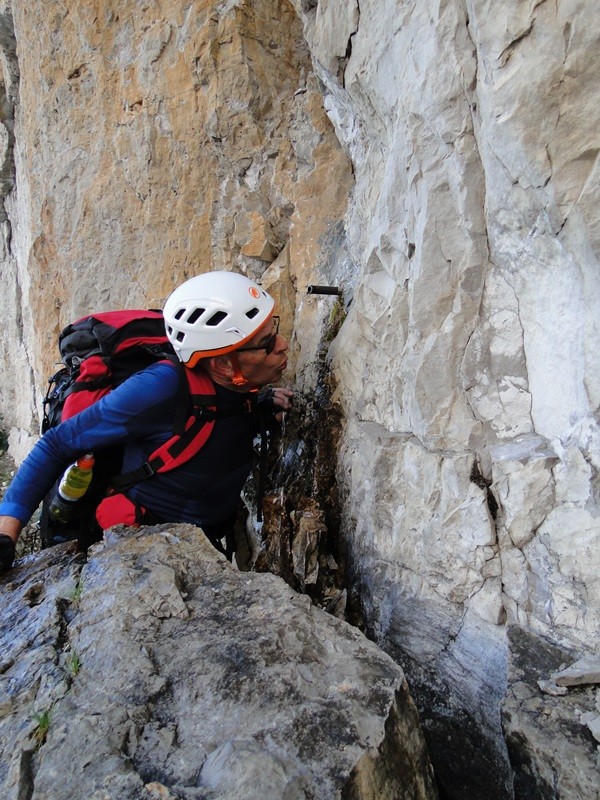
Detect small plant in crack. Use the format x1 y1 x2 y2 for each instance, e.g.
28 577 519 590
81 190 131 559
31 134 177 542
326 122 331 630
66 649 82 677
32 708 52 746
68 577 84 604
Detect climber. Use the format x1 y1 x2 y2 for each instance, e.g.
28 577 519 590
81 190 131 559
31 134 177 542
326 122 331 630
0 271 293 572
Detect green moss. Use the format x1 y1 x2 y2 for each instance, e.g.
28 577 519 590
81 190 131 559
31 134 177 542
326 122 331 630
324 299 347 342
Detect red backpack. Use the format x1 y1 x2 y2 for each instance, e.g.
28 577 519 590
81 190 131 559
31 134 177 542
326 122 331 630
40 309 218 545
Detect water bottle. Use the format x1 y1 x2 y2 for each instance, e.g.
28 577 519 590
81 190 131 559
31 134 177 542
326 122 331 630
48 453 95 525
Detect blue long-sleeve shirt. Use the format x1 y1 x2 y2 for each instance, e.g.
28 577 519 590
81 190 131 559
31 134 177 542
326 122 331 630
0 362 259 528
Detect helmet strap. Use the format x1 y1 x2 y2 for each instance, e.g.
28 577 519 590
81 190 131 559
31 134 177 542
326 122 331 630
229 352 250 388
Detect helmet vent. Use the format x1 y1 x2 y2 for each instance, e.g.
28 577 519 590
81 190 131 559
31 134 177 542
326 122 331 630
206 311 227 326
187 307 206 325
175 331 185 343
174 308 186 320
246 307 260 319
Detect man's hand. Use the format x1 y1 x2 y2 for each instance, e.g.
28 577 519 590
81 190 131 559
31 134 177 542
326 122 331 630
257 387 294 422
0 534 16 573
271 387 294 413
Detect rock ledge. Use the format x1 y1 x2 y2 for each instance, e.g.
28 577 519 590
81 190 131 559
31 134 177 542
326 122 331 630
0 524 437 800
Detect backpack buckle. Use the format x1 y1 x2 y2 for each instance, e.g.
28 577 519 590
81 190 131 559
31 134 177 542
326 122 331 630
140 462 156 478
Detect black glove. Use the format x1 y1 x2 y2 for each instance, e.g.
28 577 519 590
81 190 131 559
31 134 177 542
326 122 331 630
0 534 16 573
257 387 276 410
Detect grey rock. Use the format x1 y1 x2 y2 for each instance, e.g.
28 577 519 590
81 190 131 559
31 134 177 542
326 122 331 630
502 626 600 800
537 680 568 697
0 525 438 800
585 714 600 744
551 656 600 687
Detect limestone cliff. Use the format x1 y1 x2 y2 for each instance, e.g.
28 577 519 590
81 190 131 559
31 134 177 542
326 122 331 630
0 1 599 798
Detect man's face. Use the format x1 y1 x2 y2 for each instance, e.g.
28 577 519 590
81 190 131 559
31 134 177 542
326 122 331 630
235 315 288 387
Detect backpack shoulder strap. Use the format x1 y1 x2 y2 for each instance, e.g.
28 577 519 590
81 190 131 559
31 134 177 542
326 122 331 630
110 366 218 492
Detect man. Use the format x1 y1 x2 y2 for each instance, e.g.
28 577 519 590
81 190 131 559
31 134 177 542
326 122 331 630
0 271 293 571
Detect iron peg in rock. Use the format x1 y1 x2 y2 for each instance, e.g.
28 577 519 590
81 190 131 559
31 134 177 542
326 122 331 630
306 285 342 296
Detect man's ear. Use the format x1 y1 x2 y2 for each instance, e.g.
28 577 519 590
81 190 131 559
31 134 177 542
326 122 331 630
205 354 234 381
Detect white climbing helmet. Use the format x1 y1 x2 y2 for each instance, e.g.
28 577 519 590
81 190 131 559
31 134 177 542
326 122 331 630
164 271 275 367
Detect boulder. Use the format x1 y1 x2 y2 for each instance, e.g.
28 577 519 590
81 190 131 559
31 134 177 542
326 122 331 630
0 525 438 800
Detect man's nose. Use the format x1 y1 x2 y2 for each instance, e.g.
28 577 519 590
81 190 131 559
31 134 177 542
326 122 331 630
274 333 288 353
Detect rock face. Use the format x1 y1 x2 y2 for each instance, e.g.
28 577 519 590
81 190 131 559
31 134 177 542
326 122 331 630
502 626 600 800
0 524 438 800
1 1 600 798
289 2 600 798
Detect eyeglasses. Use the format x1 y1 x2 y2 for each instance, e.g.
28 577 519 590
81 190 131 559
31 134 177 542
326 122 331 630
237 316 280 355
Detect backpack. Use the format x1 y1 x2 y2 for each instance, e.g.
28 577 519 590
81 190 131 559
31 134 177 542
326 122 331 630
39 309 218 548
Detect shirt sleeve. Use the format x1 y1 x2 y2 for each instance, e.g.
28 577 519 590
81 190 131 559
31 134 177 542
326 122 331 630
0 362 181 524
